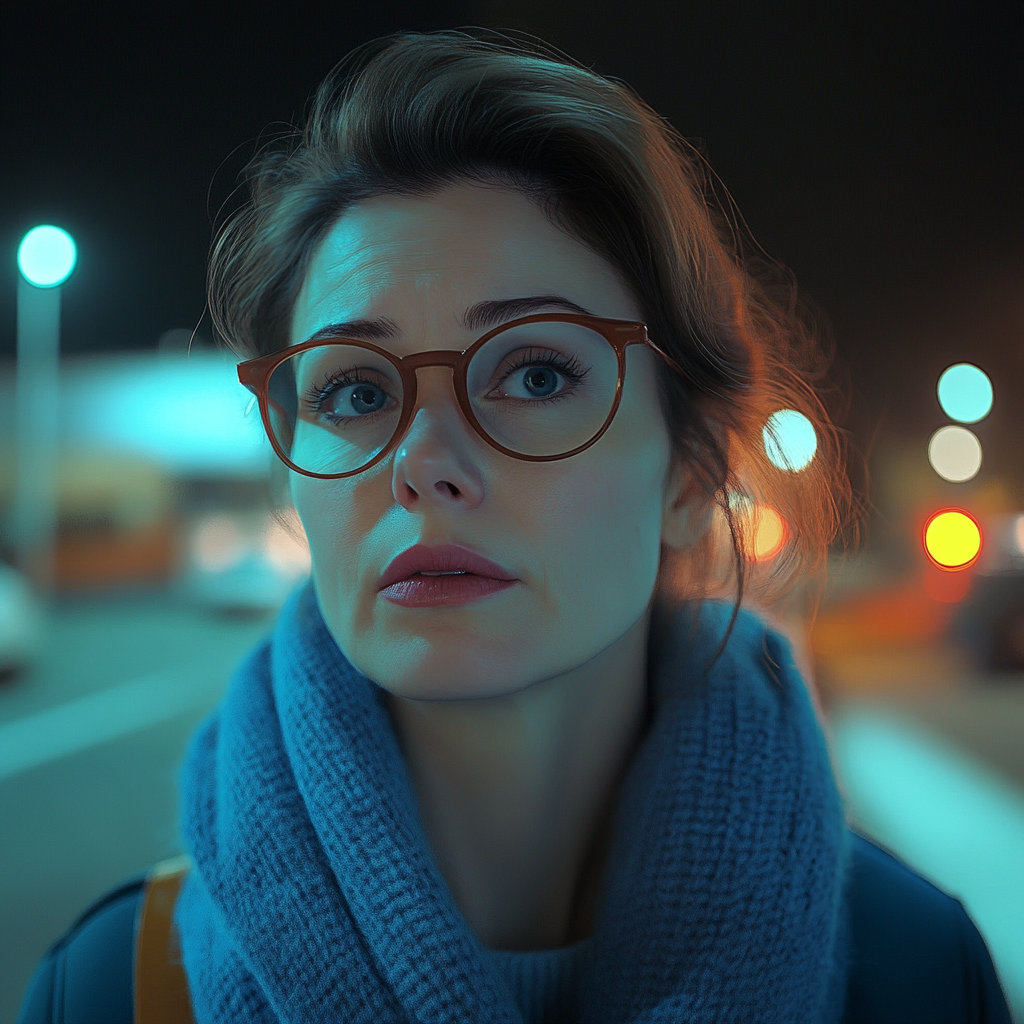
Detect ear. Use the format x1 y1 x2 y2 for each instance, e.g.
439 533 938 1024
661 458 714 552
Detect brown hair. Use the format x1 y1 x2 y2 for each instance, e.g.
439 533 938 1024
208 28 854 606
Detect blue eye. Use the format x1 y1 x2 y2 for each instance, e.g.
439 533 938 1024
341 384 387 415
305 373 396 424
491 348 589 402
520 366 560 397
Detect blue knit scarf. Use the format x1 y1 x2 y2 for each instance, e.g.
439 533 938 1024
176 584 850 1023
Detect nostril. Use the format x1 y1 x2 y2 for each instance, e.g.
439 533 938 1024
436 481 461 498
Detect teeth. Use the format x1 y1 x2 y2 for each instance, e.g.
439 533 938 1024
418 570 468 576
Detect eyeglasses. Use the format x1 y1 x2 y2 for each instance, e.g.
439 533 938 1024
237 312 684 479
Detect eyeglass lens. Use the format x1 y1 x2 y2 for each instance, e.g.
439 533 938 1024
265 321 620 474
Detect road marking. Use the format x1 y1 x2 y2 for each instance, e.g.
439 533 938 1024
833 709 1024 1018
0 663 229 780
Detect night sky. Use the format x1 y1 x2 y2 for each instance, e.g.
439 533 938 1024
2 3 1021 489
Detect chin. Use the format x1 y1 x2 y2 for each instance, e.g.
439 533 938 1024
376 646 542 702
336 593 542 699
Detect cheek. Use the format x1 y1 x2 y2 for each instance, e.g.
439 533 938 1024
290 467 391 634
515 424 669 626
567 389 673 615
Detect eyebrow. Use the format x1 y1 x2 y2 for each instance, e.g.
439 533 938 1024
303 295 593 344
306 318 400 343
463 295 593 330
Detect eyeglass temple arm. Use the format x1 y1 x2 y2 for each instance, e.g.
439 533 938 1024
644 336 690 382
237 363 293 421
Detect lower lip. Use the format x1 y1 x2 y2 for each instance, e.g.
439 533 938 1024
379 574 517 607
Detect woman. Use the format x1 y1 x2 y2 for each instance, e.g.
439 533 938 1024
19 29 1011 1024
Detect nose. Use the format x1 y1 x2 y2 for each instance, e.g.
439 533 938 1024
391 373 485 511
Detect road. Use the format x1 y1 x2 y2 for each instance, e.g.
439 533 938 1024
0 592 271 1023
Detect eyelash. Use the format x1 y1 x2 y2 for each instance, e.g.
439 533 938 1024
496 348 590 396
299 348 590 419
303 370 393 421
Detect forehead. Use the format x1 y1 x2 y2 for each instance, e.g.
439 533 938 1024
290 184 638 348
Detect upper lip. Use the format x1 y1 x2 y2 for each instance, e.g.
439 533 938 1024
377 544 517 590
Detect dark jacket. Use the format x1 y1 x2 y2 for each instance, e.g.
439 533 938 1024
17 833 1013 1024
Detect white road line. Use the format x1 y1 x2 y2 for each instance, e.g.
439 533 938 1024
833 709 1024 1019
0 663 229 780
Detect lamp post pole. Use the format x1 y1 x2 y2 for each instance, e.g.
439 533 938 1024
13 225 76 590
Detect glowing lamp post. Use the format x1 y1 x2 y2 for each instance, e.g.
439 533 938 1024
13 225 77 587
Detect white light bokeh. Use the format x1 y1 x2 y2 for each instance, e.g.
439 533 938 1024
1013 515 1024 557
927 425 983 483
191 514 247 573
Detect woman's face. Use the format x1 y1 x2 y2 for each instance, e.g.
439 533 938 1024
290 182 688 700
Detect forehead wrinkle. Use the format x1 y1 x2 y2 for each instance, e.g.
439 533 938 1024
299 244 441 343
310 228 473 304
311 239 408 303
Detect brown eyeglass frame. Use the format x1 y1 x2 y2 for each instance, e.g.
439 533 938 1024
236 312 686 480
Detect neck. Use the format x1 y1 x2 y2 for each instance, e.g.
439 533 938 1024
387 612 650 951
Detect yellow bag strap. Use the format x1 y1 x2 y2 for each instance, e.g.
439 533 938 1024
134 855 196 1024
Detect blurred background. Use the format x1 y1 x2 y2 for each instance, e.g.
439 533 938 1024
1 2 1021 1020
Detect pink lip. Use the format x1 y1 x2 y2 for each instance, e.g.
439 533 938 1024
377 544 518 607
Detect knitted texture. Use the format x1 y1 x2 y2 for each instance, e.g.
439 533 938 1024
487 938 594 1023
176 584 850 1023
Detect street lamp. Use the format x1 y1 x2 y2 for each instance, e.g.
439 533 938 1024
17 226 77 289
13 225 77 588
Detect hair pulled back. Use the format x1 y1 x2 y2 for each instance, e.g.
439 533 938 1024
208 28 853 604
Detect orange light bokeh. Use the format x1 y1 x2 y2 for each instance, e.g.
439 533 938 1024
749 504 788 562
